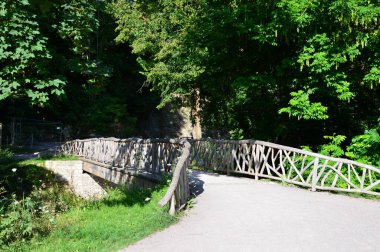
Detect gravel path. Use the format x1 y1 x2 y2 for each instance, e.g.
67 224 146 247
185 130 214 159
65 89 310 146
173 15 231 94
121 170 380 252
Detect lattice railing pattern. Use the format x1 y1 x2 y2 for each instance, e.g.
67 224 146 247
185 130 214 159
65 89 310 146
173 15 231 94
62 138 185 175
62 138 191 214
62 137 380 213
191 139 380 196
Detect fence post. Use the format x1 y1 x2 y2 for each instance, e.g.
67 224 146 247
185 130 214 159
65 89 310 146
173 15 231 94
312 157 319 192
254 144 259 181
226 144 231 176
169 194 176 216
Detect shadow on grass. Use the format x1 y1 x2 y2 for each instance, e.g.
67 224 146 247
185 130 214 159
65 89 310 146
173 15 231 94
1 155 79 197
0 161 57 200
99 181 168 208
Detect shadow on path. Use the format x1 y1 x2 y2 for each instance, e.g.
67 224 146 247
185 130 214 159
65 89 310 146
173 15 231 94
188 170 221 197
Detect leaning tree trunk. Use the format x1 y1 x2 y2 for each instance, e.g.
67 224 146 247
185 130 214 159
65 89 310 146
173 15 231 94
191 84 202 139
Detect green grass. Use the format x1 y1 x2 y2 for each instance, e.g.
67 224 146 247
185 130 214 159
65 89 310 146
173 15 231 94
41 155 78 161
23 155 79 164
8 186 176 252
1 156 177 252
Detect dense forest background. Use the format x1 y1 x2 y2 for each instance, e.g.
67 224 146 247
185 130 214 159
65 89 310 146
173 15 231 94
0 0 379 166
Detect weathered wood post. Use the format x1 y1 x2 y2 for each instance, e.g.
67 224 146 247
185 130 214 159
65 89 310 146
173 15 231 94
159 141 191 215
169 195 176 216
311 157 319 192
254 144 260 181
226 143 231 176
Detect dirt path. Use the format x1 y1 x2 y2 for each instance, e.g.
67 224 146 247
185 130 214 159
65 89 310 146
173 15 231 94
121 170 380 252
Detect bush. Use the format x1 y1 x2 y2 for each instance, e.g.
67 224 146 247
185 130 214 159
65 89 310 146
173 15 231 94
0 185 81 247
318 134 346 158
0 160 83 248
0 196 35 246
346 128 380 167
0 149 14 165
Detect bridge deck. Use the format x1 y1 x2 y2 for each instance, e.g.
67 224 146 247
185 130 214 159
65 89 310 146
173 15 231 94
122 170 380 252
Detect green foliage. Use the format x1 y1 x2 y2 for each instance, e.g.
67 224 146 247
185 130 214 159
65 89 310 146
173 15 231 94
3 184 176 251
0 159 82 248
0 0 65 104
58 0 111 93
318 134 346 157
111 0 209 109
0 158 176 250
52 0 148 138
111 0 379 143
0 0 153 138
229 128 244 140
82 96 137 136
279 89 329 120
0 196 35 246
315 127 380 167
0 149 14 165
0 0 379 155
346 126 380 167
59 0 98 55
278 0 379 122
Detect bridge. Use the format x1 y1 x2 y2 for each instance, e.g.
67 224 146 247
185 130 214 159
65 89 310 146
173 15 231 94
62 137 380 213
62 138 380 251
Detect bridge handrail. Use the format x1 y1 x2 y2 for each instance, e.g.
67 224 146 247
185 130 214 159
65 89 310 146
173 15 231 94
64 137 188 144
158 141 191 215
61 137 380 215
62 137 187 173
191 138 380 196
62 137 192 214
194 138 380 172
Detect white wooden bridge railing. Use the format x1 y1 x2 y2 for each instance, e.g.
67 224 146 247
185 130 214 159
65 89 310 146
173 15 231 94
191 139 380 196
62 137 380 214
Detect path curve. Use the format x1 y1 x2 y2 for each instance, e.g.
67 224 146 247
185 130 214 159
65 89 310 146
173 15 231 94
122 171 380 252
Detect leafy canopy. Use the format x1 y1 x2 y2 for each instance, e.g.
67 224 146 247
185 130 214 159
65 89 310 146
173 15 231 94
0 0 65 105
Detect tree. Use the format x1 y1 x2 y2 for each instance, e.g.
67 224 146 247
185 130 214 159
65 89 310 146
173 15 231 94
276 0 380 121
0 0 65 104
111 0 216 139
112 0 379 147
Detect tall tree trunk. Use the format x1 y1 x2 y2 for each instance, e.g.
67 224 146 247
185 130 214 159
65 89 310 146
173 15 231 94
0 123 2 149
192 84 202 139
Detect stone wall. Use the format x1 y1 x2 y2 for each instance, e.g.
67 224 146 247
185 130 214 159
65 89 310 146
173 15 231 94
44 160 106 199
44 160 159 200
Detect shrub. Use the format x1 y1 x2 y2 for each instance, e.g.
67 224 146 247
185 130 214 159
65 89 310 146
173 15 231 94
0 196 35 246
0 185 80 247
318 134 346 157
346 128 380 167
0 160 83 247
0 149 14 165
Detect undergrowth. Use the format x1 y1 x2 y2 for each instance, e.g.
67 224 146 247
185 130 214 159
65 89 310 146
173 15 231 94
1 157 176 251
0 157 83 248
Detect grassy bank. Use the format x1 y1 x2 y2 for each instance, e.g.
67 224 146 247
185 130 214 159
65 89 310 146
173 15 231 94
1 156 176 251
10 186 176 252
